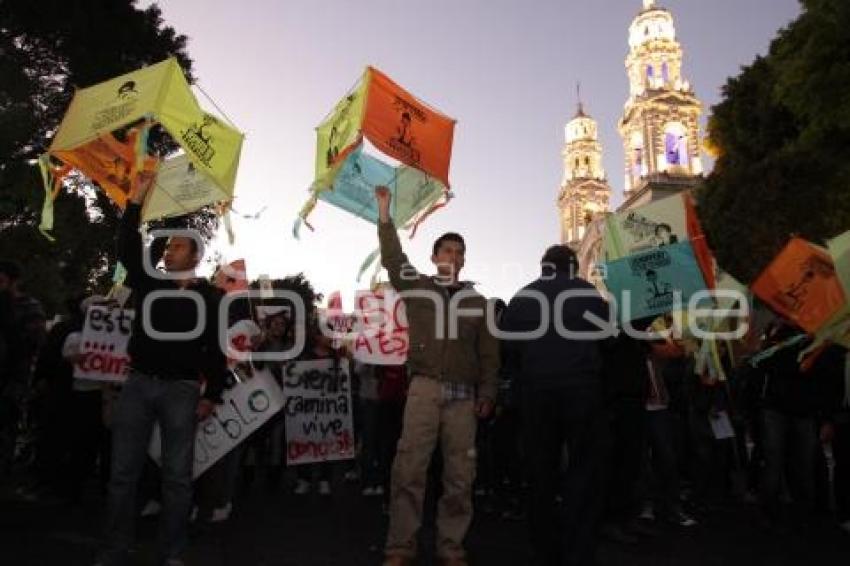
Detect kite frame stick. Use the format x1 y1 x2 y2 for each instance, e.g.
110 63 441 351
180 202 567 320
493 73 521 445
194 82 242 132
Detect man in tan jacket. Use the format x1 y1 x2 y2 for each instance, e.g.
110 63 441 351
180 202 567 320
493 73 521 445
375 187 499 566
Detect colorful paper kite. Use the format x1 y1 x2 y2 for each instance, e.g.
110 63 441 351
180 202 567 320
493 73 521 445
750 237 846 334
38 57 244 237
602 240 708 323
297 66 456 234
603 191 717 290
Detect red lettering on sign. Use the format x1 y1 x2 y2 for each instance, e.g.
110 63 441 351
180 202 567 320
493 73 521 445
354 334 373 354
78 352 129 377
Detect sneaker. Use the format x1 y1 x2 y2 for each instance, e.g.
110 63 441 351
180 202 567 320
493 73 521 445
141 500 162 517
373 485 385 496
362 486 376 497
210 502 232 523
840 520 850 535
318 480 332 496
668 510 698 527
293 479 311 495
639 503 655 521
344 469 359 482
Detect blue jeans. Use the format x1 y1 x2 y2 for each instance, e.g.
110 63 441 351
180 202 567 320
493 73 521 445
102 371 199 564
760 408 816 518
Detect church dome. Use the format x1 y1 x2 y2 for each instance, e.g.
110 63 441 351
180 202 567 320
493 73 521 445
628 0 676 50
565 104 598 143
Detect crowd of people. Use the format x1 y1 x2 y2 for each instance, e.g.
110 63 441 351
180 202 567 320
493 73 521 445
0 178 848 566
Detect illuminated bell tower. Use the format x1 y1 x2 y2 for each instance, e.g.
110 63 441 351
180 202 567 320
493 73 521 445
558 96 611 249
619 0 703 208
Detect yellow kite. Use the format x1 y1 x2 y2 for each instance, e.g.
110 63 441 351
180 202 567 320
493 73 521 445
40 58 243 235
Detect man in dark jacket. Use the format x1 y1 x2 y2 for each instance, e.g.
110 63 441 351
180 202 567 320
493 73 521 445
502 245 612 566
98 171 227 566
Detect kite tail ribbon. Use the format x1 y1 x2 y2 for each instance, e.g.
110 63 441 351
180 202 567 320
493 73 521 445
293 194 318 240
408 190 453 239
356 247 381 284
37 155 72 241
223 205 235 245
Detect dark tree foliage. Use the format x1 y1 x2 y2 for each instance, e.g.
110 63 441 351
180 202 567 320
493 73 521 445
0 0 217 314
698 0 850 283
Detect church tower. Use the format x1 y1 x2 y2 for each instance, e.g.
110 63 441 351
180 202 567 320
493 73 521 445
558 95 611 249
618 0 704 209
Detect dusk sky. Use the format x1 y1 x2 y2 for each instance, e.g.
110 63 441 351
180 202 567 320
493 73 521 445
145 0 801 306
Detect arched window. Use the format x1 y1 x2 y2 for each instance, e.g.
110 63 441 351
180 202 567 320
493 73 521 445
664 122 689 168
633 148 644 176
662 62 669 82
584 156 590 166
646 64 654 79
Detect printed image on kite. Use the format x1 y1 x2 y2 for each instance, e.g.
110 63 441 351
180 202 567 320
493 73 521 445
297 66 456 235
37 57 245 238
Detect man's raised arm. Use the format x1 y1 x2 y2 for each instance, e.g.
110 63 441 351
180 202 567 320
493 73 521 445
376 186 418 291
116 172 156 286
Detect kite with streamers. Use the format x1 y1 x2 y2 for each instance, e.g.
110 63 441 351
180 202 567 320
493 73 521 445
602 240 708 323
750 237 846 335
603 192 717 289
296 66 456 239
600 192 726 324
38 57 244 238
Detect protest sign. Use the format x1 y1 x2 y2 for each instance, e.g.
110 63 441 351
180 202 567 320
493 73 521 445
73 306 134 382
284 359 355 466
149 368 285 478
351 287 408 365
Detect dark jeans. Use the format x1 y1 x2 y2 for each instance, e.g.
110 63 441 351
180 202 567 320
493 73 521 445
360 399 382 487
196 445 242 516
493 406 523 494
297 462 333 482
359 398 404 490
641 408 681 517
689 409 746 505
102 371 199 565
605 398 645 524
476 413 496 493
66 389 107 500
832 417 850 522
523 387 608 566
760 408 816 518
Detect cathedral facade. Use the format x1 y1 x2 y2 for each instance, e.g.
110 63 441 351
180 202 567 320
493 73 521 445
558 0 704 280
